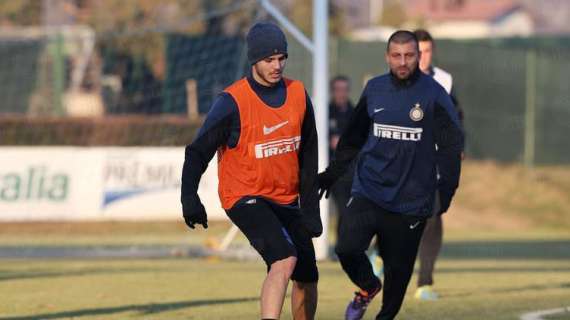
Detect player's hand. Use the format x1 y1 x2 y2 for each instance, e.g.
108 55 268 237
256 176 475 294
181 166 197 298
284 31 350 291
437 190 452 216
184 209 208 229
182 195 208 230
293 213 323 238
432 190 442 215
317 171 335 200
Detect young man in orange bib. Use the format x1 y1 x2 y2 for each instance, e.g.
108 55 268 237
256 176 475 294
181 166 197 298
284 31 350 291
181 22 322 320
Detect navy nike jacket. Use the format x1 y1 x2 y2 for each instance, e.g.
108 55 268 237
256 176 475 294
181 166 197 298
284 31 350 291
326 69 464 217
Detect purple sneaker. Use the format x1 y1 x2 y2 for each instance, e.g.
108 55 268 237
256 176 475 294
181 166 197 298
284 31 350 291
345 286 381 320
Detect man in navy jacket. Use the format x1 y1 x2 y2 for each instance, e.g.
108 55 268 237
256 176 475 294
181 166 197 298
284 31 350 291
318 30 463 320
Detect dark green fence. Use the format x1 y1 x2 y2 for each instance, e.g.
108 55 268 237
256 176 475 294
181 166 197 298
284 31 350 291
286 37 570 165
0 40 43 114
1 34 568 164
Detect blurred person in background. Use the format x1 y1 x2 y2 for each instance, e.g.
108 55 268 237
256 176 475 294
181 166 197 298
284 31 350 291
181 22 321 320
328 75 355 241
318 30 463 320
413 29 465 301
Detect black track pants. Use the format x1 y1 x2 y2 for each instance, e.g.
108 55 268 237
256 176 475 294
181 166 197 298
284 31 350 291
335 196 426 320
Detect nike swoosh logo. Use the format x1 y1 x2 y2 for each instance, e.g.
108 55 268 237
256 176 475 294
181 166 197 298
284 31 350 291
409 221 421 229
263 121 289 135
374 108 385 113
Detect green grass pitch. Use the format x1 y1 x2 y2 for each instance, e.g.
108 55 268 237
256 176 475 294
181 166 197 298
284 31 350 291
1 257 569 319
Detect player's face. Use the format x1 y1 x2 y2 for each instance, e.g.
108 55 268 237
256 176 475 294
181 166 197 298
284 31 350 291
386 41 420 80
252 54 287 86
418 40 433 73
332 79 350 106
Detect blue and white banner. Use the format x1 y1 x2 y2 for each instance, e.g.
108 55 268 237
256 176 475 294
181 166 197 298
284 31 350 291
0 147 226 221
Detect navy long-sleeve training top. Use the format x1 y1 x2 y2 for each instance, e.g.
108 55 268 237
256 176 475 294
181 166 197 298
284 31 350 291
326 68 464 217
181 75 320 224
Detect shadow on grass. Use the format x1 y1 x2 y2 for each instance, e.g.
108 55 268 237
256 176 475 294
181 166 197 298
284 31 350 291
0 297 258 320
449 282 570 298
441 240 570 260
0 267 165 282
436 266 570 273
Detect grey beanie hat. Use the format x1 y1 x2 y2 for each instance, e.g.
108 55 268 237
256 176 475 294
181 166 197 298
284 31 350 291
246 22 288 65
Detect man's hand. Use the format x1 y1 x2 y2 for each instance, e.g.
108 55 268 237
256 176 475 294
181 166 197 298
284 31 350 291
437 190 453 216
293 212 323 238
182 195 208 230
317 171 336 199
432 190 442 215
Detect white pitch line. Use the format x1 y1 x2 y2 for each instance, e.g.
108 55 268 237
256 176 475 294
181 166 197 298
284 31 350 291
520 306 570 320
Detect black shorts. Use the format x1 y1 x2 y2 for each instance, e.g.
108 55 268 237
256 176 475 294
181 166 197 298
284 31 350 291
226 198 318 283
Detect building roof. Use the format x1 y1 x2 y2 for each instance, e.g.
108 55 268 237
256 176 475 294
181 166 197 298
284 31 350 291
406 0 523 22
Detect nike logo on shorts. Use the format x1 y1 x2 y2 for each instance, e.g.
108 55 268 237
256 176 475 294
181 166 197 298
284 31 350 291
373 108 385 113
263 121 289 135
409 221 421 229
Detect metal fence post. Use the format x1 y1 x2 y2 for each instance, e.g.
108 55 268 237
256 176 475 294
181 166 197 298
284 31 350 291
51 32 65 116
524 49 536 168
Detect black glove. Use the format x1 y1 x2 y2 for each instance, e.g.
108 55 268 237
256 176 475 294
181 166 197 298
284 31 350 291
437 189 453 216
181 195 208 230
317 170 336 200
292 215 323 239
295 207 323 238
432 190 442 215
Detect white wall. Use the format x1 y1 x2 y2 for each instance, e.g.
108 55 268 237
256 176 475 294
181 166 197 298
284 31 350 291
492 11 534 37
429 20 491 39
420 12 534 39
